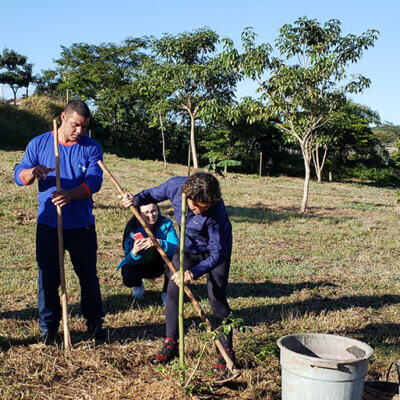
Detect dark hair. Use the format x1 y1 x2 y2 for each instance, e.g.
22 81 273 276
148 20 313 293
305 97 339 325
63 100 90 119
182 172 221 204
122 204 160 249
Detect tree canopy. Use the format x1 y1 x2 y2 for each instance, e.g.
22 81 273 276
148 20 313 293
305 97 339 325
0 48 34 103
149 27 239 169
222 17 379 211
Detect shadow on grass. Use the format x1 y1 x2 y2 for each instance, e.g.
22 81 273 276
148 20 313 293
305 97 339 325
340 322 400 348
234 294 400 328
229 281 336 299
227 205 356 224
3 293 400 348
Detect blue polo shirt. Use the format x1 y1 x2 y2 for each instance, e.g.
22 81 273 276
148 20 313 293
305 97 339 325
14 131 103 229
135 177 232 279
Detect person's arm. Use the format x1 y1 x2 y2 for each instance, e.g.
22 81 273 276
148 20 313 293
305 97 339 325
189 218 229 279
82 141 103 195
170 217 230 286
51 141 103 207
158 219 179 257
118 233 143 269
119 177 183 208
14 139 55 186
135 178 175 205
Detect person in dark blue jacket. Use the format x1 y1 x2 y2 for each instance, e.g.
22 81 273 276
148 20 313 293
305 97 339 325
120 172 234 371
14 100 106 344
118 203 178 305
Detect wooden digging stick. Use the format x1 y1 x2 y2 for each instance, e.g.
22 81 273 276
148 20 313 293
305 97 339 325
98 160 241 379
53 119 71 349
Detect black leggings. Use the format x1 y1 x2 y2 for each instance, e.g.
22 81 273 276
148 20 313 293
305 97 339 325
165 250 232 349
120 252 169 293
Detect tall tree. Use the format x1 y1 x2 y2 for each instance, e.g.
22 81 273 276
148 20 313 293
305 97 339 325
150 28 238 169
0 49 34 104
43 39 152 150
223 18 378 211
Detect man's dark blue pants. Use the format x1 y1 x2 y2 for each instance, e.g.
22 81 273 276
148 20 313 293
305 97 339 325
36 223 104 333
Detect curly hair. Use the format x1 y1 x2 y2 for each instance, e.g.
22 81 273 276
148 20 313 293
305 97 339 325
182 172 221 204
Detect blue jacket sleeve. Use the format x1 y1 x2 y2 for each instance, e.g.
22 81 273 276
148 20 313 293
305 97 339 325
117 232 143 269
158 219 178 258
136 180 171 205
14 139 39 186
83 140 103 195
135 177 186 206
189 218 229 279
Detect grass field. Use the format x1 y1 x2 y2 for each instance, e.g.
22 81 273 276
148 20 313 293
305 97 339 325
1 149 400 399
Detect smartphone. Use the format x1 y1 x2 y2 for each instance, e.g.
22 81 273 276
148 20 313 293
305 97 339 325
133 232 145 241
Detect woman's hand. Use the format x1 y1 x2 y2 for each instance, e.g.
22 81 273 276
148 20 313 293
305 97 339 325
171 270 193 286
118 193 138 208
132 238 154 256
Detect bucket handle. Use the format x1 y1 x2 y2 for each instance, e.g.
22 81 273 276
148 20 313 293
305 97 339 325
310 360 343 370
385 361 400 395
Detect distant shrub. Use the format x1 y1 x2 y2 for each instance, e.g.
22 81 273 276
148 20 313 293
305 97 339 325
337 164 400 185
20 95 64 121
0 96 64 149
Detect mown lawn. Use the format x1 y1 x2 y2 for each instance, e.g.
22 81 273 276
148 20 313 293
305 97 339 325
0 150 399 399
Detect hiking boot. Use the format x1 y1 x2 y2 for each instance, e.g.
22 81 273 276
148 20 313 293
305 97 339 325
87 323 107 344
161 292 167 306
213 348 236 372
132 283 145 299
151 337 178 365
39 330 58 345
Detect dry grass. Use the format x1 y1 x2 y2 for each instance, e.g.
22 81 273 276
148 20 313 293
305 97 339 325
1 150 400 399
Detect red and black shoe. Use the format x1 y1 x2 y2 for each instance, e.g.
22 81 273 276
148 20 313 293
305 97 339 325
152 337 178 365
213 347 236 372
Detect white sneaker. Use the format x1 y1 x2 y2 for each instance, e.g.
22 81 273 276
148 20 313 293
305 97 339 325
132 283 145 299
161 292 167 306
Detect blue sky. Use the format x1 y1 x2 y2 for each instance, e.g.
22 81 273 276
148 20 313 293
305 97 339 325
1 0 399 124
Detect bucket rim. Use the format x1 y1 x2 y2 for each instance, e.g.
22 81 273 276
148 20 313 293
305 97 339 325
277 332 374 365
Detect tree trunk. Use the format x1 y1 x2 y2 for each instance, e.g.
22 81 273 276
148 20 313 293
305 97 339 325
12 87 18 105
189 113 198 170
159 111 167 172
300 141 312 213
312 144 328 183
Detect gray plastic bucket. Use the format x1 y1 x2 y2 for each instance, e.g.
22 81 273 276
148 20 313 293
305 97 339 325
277 333 374 400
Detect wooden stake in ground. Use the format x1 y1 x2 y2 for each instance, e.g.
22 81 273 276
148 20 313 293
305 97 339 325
53 119 71 349
179 193 187 385
98 160 241 382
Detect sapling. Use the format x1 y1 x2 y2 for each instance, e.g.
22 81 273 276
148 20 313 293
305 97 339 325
179 192 187 385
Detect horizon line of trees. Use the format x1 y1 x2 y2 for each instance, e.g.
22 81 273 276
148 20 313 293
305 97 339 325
1 17 400 211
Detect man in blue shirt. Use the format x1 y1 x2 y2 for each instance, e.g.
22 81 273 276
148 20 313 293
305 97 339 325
120 173 235 371
14 100 106 344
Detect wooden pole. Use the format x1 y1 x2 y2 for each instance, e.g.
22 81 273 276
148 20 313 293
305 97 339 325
179 193 187 385
98 160 240 378
53 119 71 349
259 152 263 178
